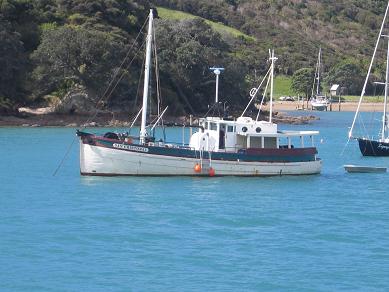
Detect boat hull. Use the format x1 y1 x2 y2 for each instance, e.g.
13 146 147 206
311 102 329 111
357 138 389 156
79 139 322 176
344 164 387 173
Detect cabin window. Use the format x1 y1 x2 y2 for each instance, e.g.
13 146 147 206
210 123 217 131
263 137 277 148
227 125 234 132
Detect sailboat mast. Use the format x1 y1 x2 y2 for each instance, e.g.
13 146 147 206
349 2 389 139
383 37 389 141
317 47 321 95
140 10 154 145
269 50 277 123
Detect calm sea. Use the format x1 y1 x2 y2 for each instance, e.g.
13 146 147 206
1 111 389 291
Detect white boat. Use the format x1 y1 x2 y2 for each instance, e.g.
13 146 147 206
311 95 330 111
310 48 330 111
77 9 322 176
349 2 389 157
344 165 387 173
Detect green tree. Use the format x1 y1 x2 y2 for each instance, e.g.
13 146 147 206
32 26 127 99
325 60 365 95
291 68 315 99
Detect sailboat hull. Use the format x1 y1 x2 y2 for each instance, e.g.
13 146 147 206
79 137 322 176
311 99 329 111
357 138 389 156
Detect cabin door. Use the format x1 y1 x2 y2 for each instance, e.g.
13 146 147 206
224 125 236 152
219 124 226 150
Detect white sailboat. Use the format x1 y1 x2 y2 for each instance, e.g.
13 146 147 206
349 1 389 156
77 9 322 176
310 47 330 111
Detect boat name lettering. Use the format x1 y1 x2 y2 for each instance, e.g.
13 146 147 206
378 144 389 150
113 143 149 152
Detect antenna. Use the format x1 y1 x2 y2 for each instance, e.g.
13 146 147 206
210 67 224 103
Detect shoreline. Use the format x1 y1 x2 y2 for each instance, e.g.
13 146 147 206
0 101 383 127
270 101 384 112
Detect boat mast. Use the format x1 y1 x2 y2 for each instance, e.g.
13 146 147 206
317 47 321 95
269 49 277 123
349 2 389 139
311 55 318 99
140 10 154 145
383 37 389 141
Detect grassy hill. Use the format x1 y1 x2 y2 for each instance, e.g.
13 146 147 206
156 7 255 41
274 75 293 98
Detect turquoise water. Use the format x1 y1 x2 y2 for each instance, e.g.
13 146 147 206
1 112 389 291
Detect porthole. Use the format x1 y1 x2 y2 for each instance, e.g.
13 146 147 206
242 126 248 132
256 127 262 133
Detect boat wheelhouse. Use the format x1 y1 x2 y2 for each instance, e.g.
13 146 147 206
193 116 318 154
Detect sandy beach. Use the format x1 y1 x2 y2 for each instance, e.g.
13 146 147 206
270 101 384 112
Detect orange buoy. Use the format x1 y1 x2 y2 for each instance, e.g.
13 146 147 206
194 163 201 173
209 167 215 177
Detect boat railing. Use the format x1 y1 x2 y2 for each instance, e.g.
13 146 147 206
147 141 193 150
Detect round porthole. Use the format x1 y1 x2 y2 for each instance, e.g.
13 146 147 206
256 127 262 133
242 127 248 132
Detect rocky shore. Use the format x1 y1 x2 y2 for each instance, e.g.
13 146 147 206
0 107 318 127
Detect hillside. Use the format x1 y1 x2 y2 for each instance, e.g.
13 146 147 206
2 0 389 116
153 0 387 72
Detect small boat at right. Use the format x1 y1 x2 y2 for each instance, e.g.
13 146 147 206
349 2 389 156
344 165 387 173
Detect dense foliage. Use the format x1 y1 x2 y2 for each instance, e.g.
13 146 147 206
2 0 389 114
0 17 24 110
0 0 150 112
152 0 387 70
155 18 248 113
325 60 366 95
32 26 126 98
152 0 389 95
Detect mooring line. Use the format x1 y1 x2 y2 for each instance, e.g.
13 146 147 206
52 135 77 176
340 137 351 156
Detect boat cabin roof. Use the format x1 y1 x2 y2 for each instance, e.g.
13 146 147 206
236 130 319 137
200 116 318 137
